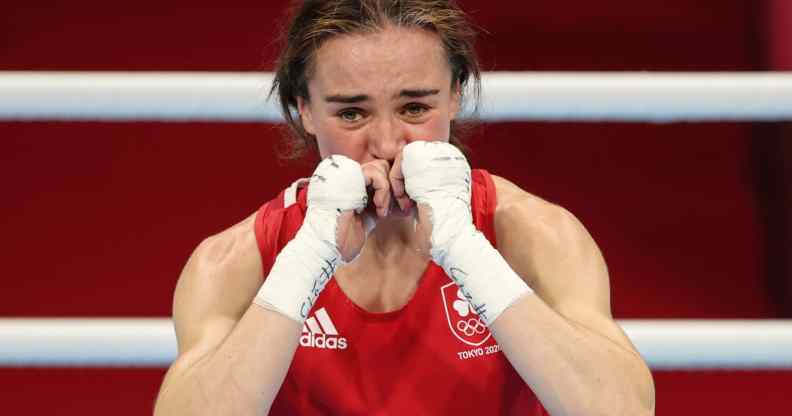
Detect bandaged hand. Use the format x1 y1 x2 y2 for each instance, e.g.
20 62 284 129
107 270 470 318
399 141 474 261
255 155 367 323
400 141 532 326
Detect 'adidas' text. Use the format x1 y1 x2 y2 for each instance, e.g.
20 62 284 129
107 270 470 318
299 332 348 350
300 307 349 350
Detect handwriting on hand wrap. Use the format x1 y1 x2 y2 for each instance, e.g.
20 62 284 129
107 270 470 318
300 256 338 319
449 267 489 324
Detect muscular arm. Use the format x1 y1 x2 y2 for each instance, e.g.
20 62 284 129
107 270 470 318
489 176 655 416
154 214 300 415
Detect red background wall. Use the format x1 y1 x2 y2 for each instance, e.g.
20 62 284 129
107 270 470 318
1 0 790 414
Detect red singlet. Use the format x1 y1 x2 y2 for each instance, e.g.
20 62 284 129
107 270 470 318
255 169 548 415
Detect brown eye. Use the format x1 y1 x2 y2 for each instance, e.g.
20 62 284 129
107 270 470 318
403 103 429 117
338 109 364 122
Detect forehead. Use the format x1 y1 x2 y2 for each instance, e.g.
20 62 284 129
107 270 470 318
310 26 451 95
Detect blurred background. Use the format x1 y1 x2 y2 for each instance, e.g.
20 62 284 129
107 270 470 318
1 0 791 413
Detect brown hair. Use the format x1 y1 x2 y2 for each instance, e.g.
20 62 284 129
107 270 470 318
270 0 481 159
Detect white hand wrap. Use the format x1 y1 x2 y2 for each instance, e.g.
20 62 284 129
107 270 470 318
402 141 532 326
254 155 367 323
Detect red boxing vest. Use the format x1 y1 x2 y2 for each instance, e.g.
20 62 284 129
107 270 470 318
255 169 548 415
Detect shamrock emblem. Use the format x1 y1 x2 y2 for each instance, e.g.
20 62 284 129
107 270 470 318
452 288 478 317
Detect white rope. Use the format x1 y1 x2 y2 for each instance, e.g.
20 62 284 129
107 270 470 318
1 319 791 368
1 71 792 122
620 320 792 370
0 319 175 367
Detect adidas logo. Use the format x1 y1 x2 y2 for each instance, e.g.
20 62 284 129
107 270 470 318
300 307 348 350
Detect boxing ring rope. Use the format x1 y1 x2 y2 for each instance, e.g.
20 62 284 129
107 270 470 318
2 71 792 122
2 71 792 370
0 319 791 369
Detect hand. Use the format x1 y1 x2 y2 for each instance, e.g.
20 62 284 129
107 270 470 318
334 158 394 261
398 141 473 263
362 159 396 219
389 152 431 255
303 155 368 263
398 141 531 327
257 154 369 321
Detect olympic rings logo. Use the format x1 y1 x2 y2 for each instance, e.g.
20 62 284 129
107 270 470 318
456 318 486 336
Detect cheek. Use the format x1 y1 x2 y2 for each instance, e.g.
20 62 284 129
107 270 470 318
406 115 452 142
315 125 368 160
315 113 453 158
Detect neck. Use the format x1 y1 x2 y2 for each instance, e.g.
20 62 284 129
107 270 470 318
340 211 429 276
364 214 422 265
334 213 430 313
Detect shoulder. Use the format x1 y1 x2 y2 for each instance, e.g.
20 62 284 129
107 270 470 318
188 212 262 279
172 212 264 353
187 183 298 282
490 174 581 240
490 175 609 311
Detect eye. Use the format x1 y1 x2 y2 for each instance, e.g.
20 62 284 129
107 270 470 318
338 108 365 123
402 103 430 118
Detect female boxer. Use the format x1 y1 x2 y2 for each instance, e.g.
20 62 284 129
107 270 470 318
155 2 655 415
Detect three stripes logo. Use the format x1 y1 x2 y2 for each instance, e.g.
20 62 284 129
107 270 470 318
300 307 348 350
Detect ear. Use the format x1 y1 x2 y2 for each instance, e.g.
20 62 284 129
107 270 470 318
297 96 317 136
449 79 462 121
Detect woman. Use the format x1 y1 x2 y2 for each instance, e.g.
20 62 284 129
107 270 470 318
155 1 655 415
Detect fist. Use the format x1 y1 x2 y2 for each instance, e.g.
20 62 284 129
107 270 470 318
305 155 368 262
398 141 473 261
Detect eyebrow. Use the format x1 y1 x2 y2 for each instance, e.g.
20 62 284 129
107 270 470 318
324 89 440 104
398 89 440 99
325 94 368 104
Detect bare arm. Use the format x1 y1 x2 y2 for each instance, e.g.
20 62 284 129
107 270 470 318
154 214 300 415
489 175 655 416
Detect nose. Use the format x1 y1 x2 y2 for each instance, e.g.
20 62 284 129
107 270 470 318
368 115 407 161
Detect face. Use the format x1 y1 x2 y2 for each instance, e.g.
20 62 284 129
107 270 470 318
298 25 461 163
